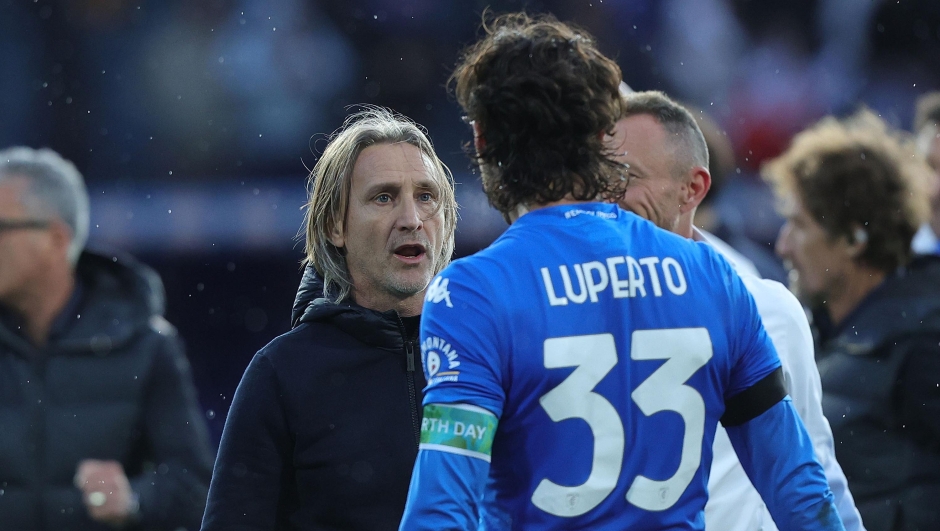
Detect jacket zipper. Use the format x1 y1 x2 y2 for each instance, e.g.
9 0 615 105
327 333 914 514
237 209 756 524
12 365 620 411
31 350 48 529
397 315 421 448
405 340 420 447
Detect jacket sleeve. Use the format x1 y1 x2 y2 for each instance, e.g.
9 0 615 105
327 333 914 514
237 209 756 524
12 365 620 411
898 335 940 440
201 351 292 531
129 325 215 530
726 398 845 531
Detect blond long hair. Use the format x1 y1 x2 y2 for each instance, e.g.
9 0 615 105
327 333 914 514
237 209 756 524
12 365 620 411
302 106 457 303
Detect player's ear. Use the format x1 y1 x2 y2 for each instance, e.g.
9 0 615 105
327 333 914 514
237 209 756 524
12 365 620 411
48 219 73 262
845 225 868 258
680 166 711 214
328 219 345 249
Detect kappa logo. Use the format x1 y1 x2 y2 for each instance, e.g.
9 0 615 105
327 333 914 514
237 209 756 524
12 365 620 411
426 276 453 307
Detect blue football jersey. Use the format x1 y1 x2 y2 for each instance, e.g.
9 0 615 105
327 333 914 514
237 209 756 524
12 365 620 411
416 203 781 530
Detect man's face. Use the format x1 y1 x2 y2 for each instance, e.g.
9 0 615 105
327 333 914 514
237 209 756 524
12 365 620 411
775 193 852 305
331 143 446 310
610 114 685 232
0 180 58 305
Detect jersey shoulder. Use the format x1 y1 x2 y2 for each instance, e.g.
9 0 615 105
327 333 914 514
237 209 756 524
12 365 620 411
739 275 814 374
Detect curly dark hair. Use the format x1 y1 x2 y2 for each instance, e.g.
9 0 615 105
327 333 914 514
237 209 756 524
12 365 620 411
451 12 625 216
763 109 931 273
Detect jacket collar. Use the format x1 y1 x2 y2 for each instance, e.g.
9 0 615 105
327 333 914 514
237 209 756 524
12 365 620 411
822 255 940 355
291 265 414 350
0 249 165 356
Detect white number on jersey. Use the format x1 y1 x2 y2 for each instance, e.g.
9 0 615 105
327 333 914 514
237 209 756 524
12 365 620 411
533 334 624 516
532 328 713 517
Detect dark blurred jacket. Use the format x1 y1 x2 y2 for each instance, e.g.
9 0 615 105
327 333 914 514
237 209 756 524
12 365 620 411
201 266 425 531
817 255 940 531
0 250 214 531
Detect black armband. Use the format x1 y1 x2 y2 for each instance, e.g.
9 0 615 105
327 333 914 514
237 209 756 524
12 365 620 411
720 367 787 427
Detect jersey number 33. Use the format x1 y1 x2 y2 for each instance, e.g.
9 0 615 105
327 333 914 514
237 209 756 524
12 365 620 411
532 328 713 517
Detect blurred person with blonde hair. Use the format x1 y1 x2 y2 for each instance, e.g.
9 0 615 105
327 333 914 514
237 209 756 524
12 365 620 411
0 147 213 530
766 109 940 531
202 106 457 531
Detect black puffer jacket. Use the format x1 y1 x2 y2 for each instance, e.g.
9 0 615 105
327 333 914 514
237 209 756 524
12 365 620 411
817 255 940 531
0 251 214 531
201 266 426 531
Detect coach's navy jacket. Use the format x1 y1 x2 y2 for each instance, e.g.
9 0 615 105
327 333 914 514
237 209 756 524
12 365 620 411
201 266 425 531
817 255 940 531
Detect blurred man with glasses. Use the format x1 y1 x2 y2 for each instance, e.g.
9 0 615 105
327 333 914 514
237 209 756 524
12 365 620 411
0 147 213 530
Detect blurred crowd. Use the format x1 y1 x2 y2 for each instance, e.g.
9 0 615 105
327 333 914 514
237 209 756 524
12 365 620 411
3 0 939 256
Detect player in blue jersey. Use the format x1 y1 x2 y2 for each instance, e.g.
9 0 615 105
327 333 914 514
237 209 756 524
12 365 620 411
399 12 844 531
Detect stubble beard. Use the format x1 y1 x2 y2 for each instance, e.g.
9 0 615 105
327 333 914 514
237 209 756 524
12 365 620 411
789 266 842 313
383 256 437 300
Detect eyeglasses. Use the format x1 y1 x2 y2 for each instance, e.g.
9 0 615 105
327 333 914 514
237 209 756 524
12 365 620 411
0 219 51 232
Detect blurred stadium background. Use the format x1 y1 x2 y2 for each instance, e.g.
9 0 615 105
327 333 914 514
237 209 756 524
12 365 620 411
2 0 939 444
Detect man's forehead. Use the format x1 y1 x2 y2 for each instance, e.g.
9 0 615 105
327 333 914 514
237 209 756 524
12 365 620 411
611 115 672 166
778 192 808 219
777 191 800 217
614 115 668 147
0 178 31 213
0 176 28 198
352 143 437 186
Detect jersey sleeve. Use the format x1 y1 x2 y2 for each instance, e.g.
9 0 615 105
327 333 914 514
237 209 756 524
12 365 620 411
726 398 845 531
399 425 492 531
400 262 506 530
419 262 506 416
750 279 865 531
721 257 783 398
